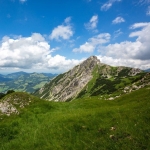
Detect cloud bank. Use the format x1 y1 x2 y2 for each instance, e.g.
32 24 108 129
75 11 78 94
1 21 150 73
0 33 81 73
98 22 150 69
73 33 111 53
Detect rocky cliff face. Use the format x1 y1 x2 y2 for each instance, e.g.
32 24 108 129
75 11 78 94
34 56 144 101
35 56 101 101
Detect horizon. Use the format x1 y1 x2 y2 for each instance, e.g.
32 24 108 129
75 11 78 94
0 0 150 73
0 55 149 75
0 70 58 75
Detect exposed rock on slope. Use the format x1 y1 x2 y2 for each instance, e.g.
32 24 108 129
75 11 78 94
123 72 150 93
0 92 35 116
36 56 100 101
34 56 144 102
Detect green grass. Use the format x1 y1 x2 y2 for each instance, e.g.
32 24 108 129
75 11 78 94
33 81 48 89
77 67 146 99
0 86 150 150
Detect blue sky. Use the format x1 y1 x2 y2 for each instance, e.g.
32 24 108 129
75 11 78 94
0 0 150 73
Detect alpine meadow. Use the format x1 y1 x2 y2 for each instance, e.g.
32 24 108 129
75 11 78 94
0 0 150 149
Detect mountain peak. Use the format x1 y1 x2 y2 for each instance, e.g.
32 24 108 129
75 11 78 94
83 55 100 65
78 56 100 71
88 55 99 61
35 56 101 101
34 56 144 102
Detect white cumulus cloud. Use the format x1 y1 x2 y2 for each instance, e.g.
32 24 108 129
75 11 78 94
73 33 110 53
97 55 150 70
50 17 73 41
130 22 150 29
0 33 82 73
0 33 50 69
112 17 125 24
46 55 82 71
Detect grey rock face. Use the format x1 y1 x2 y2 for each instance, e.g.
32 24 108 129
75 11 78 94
36 56 101 101
128 68 142 76
0 101 18 116
0 93 33 116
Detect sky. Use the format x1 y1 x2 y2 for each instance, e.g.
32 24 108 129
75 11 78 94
0 0 150 74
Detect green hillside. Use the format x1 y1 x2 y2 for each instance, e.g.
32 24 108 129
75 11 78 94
77 65 146 99
0 86 150 150
0 72 56 93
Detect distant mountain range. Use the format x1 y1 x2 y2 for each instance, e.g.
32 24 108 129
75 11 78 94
0 75 12 82
34 56 150 102
0 71 57 93
144 68 150 72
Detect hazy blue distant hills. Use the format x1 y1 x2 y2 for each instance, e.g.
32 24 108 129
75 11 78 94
0 74 12 82
144 68 150 72
5 71 28 79
0 72 57 93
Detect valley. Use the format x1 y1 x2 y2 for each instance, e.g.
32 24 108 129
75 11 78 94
0 72 57 93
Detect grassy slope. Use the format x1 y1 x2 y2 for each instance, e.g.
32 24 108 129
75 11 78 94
77 65 145 99
0 86 150 150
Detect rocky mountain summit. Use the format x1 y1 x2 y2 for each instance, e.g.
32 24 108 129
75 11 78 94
34 56 145 102
35 56 100 101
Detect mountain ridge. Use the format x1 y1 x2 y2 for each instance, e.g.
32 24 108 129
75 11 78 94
34 56 145 101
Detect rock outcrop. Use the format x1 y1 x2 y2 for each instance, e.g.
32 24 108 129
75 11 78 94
0 92 34 116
